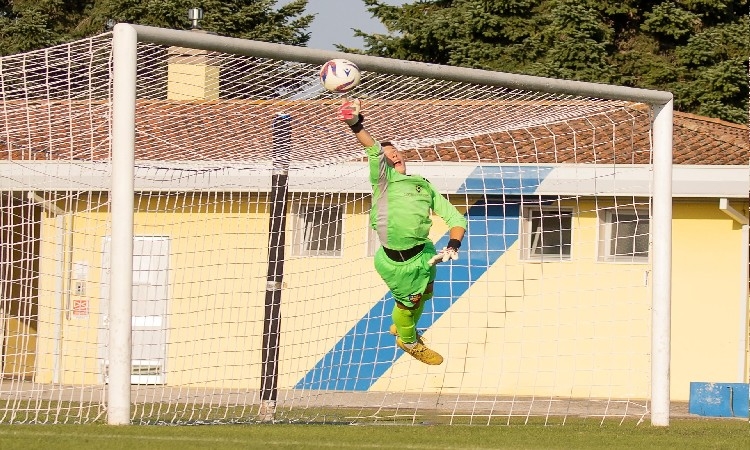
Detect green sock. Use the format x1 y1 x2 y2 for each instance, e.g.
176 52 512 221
412 293 430 324
393 294 430 344
392 305 417 344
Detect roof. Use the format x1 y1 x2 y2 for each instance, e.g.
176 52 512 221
671 112 748 165
0 100 746 167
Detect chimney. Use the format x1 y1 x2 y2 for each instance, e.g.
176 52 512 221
166 8 220 100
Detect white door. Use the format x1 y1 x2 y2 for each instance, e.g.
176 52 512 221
99 236 170 384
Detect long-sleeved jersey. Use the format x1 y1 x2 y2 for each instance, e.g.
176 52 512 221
366 142 467 251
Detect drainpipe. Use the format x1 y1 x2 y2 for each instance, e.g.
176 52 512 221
27 191 67 383
719 198 749 382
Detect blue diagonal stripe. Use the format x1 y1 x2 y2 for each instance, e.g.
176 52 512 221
295 166 550 391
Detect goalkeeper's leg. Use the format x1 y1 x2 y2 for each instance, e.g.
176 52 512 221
392 301 424 344
392 287 442 365
375 249 442 364
393 305 443 365
390 283 433 342
412 283 433 325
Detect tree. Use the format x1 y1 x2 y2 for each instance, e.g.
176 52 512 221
671 16 750 122
522 0 618 83
356 0 750 123
0 0 90 55
351 0 541 69
79 0 312 45
0 0 314 55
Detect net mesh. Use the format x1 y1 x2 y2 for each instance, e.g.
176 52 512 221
0 31 658 425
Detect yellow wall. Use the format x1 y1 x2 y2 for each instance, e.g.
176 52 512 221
0 197 40 380
670 200 748 399
374 199 653 399
36 199 109 385
35 193 388 388
376 200 747 401
32 194 747 402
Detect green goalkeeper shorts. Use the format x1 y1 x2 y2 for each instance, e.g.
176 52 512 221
374 241 437 308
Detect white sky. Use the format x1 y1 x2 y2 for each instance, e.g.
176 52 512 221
279 0 402 50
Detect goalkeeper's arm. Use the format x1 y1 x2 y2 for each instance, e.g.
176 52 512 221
338 99 375 148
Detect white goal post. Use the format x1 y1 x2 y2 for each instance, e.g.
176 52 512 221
0 22 673 427
110 23 673 426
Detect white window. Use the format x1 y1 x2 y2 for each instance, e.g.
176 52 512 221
521 205 573 261
599 208 650 262
292 203 343 257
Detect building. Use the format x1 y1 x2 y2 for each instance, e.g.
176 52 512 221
0 35 747 422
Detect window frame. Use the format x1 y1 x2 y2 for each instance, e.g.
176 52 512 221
520 205 574 262
598 207 651 263
291 201 344 258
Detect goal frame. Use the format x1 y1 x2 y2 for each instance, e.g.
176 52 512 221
110 23 674 426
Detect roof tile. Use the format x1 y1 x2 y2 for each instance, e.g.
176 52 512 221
0 100 747 166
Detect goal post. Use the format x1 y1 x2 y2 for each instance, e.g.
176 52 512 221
650 102 674 427
109 23 138 426
0 22 674 426
110 23 673 426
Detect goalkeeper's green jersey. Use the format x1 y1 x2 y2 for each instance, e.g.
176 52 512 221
366 142 467 251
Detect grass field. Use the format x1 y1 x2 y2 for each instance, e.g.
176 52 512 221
0 418 747 449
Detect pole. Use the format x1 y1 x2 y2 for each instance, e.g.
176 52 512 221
259 113 291 422
650 100 673 426
109 23 137 426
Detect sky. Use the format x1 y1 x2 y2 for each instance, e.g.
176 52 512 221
278 0 402 50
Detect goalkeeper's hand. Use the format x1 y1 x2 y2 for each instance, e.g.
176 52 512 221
429 247 459 266
338 99 362 127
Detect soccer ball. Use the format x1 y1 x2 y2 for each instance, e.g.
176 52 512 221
319 59 361 93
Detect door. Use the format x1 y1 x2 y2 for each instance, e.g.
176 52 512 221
99 236 170 384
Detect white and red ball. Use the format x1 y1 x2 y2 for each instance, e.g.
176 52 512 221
319 59 361 93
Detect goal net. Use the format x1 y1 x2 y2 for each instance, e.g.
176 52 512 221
0 24 673 426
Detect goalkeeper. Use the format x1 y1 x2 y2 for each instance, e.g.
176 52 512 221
338 99 467 366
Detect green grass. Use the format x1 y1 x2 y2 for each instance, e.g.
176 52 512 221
0 418 747 450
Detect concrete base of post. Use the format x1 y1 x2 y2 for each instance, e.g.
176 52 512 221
258 400 276 423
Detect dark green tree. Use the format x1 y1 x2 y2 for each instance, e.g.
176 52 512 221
671 16 749 122
0 0 313 55
0 0 91 55
79 0 313 44
521 0 618 83
356 0 750 123
351 0 541 69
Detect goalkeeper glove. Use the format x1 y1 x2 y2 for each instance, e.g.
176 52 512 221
428 239 462 266
338 99 363 130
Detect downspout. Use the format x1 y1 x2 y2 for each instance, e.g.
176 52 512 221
719 198 749 382
27 192 67 384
